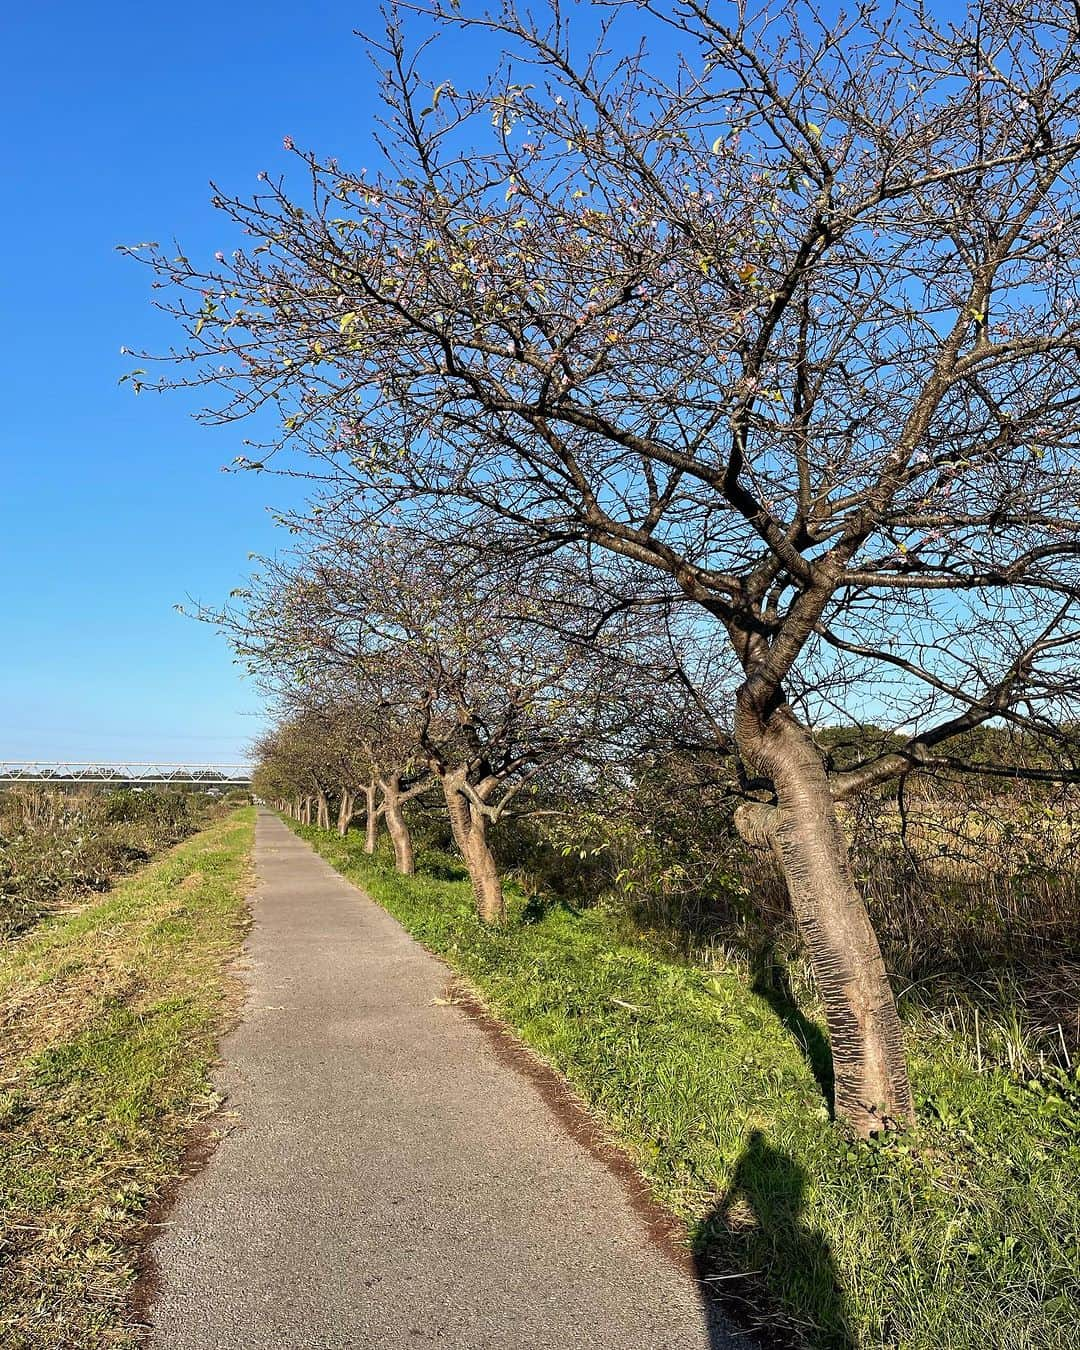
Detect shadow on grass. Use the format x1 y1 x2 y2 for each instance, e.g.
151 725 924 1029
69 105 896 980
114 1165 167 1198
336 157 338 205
417 852 469 882
695 1130 855 1350
516 890 583 925
752 956 835 1114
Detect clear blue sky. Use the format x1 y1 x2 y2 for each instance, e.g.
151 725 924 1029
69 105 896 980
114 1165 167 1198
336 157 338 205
0 2 436 763
0 3 956 763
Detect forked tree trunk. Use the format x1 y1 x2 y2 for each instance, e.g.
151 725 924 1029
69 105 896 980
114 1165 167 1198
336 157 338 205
440 770 505 923
380 777 415 875
363 783 379 854
302 795 313 826
733 691 913 1137
316 789 331 831
337 791 355 837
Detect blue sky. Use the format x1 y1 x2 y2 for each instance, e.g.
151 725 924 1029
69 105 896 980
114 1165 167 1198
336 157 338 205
0 3 969 764
0 2 434 763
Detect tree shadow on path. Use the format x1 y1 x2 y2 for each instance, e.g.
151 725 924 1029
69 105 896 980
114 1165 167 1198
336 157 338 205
694 1130 856 1350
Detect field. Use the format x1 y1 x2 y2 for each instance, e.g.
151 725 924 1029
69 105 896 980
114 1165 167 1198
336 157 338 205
293 818 1080 1350
0 807 254 1349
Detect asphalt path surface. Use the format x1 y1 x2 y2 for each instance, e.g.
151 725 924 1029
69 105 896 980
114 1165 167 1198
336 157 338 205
147 809 738 1349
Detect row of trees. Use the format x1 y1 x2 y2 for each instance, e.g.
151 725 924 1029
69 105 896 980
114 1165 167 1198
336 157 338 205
134 0 1080 1137
238 528 680 920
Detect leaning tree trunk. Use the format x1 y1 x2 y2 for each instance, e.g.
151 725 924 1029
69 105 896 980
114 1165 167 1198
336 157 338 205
440 770 505 923
362 782 379 854
336 790 355 837
734 691 913 1137
380 777 415 875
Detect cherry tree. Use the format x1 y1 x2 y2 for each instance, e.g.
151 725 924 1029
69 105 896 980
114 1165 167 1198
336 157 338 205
132 0 1080 1132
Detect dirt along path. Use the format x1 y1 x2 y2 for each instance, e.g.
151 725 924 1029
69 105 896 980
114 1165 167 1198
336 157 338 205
146 808 738 1349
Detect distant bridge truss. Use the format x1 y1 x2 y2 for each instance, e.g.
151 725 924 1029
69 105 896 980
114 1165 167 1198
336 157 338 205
0 762 252 786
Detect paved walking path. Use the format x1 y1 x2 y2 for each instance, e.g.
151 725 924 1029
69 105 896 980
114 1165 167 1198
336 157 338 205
148 809 736 1349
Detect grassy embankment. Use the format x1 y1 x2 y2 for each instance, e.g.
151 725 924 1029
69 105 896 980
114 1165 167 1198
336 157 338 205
293 819 1080 1350
1 788 218 939
0 808 254 1349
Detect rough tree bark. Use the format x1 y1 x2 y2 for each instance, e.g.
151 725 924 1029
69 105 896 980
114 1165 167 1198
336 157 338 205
733 688 913 1136
316 788 331 831
440 769 505 923
379 775 415 875
336 790 355 837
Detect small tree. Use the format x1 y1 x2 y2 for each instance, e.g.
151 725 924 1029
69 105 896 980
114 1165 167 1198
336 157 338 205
134 1 1080 1132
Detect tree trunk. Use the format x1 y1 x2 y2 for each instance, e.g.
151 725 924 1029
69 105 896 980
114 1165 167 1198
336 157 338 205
337 790 355 837
733 691 913 1137
440 770 505 923
302 795 313 825
381 777 415 875
465 807 505 924
363 783 379 854
316 789 330 831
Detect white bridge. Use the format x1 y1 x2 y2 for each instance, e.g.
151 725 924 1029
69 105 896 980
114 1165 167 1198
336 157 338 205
0 762 252 786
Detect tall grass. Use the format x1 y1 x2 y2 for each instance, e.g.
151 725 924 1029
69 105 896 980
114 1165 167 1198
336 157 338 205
0 788 221 938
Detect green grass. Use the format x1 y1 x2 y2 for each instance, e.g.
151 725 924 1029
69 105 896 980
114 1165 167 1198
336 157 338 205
0 808 255 1349
293 821 1080 1350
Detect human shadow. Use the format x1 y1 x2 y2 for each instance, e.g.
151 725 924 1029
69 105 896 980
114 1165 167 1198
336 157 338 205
693 1130 855 1350
752 954 835 1113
